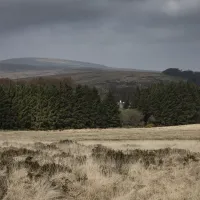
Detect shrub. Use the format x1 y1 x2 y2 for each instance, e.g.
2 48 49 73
145 123 155 128
120 109 144 127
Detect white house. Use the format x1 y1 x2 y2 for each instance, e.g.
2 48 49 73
118 100 125 109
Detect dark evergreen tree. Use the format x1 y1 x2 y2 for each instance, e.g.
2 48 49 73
56 82 74 129
102 91 121 128
130 86 141 109
124 99 130 109
137 81 200 126
0 79 121 130
5 83 18 129
0 86 9 129
72 85 88 129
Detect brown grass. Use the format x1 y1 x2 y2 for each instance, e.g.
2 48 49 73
0 125 200 200
0 140 200 200
80 140 200 152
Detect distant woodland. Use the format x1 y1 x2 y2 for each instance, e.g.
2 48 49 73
0 76 200 130
163 68 200 86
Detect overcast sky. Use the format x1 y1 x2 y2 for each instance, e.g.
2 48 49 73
0 0 200 71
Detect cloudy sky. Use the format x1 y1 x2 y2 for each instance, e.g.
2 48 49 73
0 0 200 71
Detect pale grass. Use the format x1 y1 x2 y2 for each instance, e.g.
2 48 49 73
0 124 200 143
80 140 200 152
0 141 199 200
0 125 200 200
4 169 62 200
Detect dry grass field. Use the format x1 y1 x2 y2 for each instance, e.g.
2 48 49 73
0 125 200 200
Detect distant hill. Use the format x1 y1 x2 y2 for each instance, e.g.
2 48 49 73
0 58 181 94
0 57 110 79
0 57 109 69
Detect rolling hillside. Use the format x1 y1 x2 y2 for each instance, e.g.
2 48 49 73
0 58 109 79
0 58 179 90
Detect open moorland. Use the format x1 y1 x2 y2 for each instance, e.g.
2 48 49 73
0 125 200 200
0 58 180 90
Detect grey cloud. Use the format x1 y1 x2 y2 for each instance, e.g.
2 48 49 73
1 0 200 41
0 0 200 71
0 0 111 33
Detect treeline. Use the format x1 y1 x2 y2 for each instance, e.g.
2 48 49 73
163 68 200 86
1 78 199 129
0 79 120 130
125 81 200 126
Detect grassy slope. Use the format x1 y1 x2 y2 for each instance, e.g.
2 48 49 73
0 65 180 89
0 58 183 90
30 69 180 89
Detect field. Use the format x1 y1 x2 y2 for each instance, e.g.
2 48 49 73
0 125 200 200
